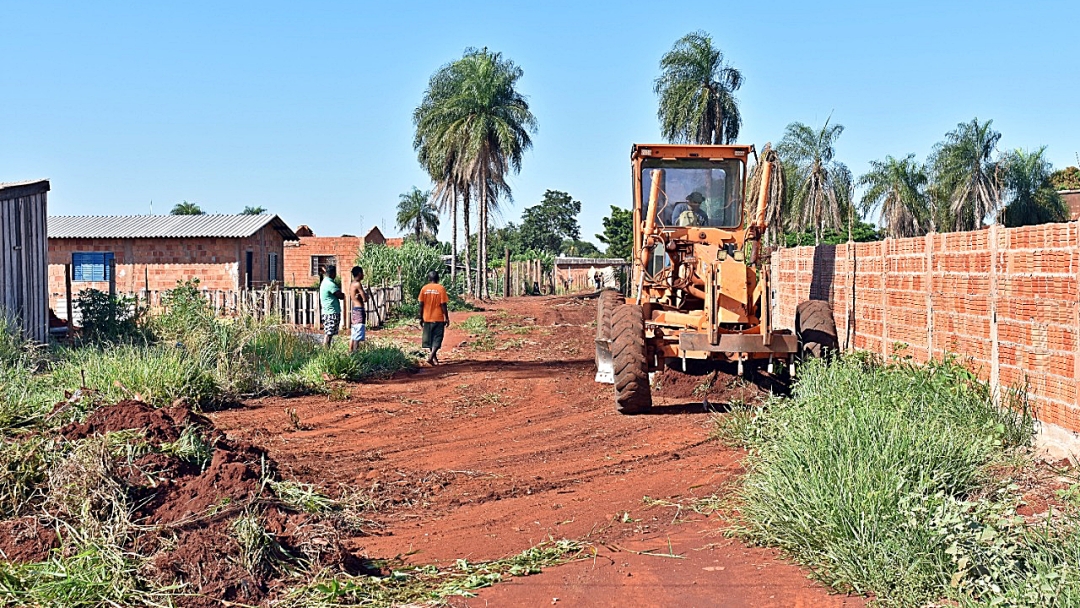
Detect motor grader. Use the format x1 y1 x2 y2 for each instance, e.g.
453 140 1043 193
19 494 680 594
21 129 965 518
594 143 837 414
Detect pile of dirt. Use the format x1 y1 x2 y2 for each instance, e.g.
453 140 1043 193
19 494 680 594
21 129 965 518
3 400 368 608
652 364 772 405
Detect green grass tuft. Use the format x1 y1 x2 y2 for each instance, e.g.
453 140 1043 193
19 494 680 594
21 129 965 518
723 354 1080 606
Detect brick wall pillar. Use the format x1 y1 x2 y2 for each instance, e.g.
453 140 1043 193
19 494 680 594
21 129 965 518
881 239 889 358
989 224 1001 400
925 232 935 361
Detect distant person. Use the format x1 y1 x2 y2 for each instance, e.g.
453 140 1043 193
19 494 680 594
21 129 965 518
532 281 541 296
349 266 368 352
593 272 602 291
671 192 708 227
418 271 450 366
319 265 344 348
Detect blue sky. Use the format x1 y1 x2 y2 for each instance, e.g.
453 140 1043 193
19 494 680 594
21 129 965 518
2 1 1077 243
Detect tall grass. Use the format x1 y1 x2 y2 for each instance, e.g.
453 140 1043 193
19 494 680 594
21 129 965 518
0 282 415 437
724 354 1080 606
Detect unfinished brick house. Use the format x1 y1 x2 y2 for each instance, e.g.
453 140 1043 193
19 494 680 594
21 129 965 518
48 214 299 312
283 225 400 287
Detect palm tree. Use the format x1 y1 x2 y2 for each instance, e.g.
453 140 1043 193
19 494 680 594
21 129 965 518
777 119 848 243
240 205 267 215
929 118 1002 231
416 67 466 288
654 31 743 145
858 154 931 238
998 147 1067 227
396 187 440 243
745 143 787 245
413 48 536 298
171 201 203 215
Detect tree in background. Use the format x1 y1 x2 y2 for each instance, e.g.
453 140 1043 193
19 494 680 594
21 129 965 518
241 206 267 215
415 61 466 287
784 220 881 247
1050 166 1080 191
560 239 602 257
396 187 440 245
929 118 1002 231
858 154 931 238
998 147 1067 227
777 118 849 243
171 201 204 215
596 206 632 260
412 48 536 299
654 31 743 145
519 190 581 254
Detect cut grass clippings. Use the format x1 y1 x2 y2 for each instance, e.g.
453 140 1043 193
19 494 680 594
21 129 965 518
278 539 590 607
720 353 1080 607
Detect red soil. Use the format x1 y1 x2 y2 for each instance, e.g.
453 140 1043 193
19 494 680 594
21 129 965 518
0 517 57 563
5 399 363 608
210 295 865 607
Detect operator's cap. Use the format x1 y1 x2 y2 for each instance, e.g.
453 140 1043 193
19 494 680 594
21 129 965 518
687 192 705 203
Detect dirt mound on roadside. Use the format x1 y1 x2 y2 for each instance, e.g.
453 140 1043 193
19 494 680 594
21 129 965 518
1 401 368 607
60 399 209 443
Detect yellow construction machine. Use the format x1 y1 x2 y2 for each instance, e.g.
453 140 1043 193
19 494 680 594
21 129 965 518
595 143 837 414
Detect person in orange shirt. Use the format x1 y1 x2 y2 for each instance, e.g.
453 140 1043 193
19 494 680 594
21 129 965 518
418 270 450 365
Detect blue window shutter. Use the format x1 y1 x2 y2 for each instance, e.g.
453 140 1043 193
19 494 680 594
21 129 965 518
72 252 115 282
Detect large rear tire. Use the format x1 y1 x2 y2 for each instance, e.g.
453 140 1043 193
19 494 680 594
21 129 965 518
611 305 652 414
596 289 623 343
795 300 838 359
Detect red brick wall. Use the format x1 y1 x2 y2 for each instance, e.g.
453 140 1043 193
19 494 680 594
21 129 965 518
283 235 364 298
48 225 287 313
553 262 626 294
773 223 1080 433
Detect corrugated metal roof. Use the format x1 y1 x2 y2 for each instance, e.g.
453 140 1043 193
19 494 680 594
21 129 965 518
48 214 299 240
554 256 628 265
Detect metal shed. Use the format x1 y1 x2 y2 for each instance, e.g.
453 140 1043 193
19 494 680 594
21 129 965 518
0 180 50 342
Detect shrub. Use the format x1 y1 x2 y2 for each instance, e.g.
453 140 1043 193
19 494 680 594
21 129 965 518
74 289 146 344
357 241 446 299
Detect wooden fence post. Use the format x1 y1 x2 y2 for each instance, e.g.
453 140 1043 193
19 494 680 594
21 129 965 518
64 264 73 332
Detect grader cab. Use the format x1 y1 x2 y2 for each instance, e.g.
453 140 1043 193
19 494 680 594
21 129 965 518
595 143 837 414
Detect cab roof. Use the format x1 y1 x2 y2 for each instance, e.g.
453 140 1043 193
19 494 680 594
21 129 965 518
631 143 754 161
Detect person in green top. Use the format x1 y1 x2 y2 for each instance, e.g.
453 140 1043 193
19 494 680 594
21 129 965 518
319 265 344 348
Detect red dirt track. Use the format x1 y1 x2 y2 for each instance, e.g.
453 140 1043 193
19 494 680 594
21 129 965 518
211 295 864 607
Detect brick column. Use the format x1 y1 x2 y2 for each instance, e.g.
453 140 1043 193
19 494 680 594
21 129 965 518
925 232 935 362
989 224 1000 400
881 239 889 358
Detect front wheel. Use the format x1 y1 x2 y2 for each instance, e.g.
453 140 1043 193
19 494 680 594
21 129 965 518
611 305 652 414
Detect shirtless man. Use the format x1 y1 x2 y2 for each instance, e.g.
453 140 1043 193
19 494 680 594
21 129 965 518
349 266 368 352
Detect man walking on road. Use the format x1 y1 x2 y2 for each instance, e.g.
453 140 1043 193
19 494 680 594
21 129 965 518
319 265 344 348
418 271 450 366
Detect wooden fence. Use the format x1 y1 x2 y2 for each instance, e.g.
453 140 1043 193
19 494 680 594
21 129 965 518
112 284 404 330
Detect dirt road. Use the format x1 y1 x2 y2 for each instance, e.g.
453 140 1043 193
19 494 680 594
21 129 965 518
210 296 863 607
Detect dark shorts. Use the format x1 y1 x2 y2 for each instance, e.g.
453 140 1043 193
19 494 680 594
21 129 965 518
422 322 445 350
322 312 340 336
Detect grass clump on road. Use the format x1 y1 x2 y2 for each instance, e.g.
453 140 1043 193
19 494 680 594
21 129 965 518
722 354 1080 606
